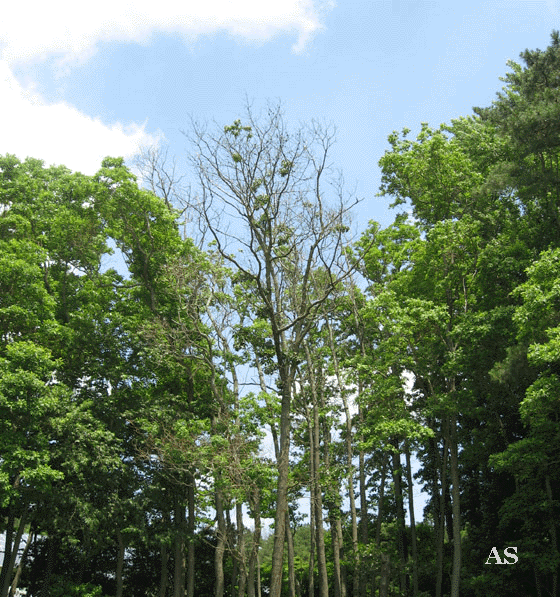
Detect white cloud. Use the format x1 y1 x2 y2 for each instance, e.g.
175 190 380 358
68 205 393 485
1 0 333 69
0 1 333 174
0 61 162 175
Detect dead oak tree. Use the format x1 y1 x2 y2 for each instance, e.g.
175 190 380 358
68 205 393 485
187 101 360 597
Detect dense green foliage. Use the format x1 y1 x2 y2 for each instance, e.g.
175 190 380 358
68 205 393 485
2 33 560 597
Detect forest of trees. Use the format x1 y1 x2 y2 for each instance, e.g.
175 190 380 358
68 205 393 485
1 32 560 597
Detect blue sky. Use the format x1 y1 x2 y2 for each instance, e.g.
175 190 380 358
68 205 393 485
2 0 558 525
2 0 559 230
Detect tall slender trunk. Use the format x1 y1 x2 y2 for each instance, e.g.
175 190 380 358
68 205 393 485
228 508 238 597
405 440 419 597
313 403 329 597
379 553 390 597
358 404 368 597
0 505 16 597
159 541 169 597
545 475 558 597
374 453 388 597
286 512 296 597
2 508 29 597
257 548 262 597
9 528 34 597
391 449 408 595
304 341 328 597
330 517 342 597
308 451 315 597
38 535 57 597
215 482 226 597
336 518 347 597
448 414 461 597
173 494 186 597
321 372 343 597
535 565 543 597
237 503 247 597
375 453 388 547
350 286 368 597
116 529 125 597
326 319 358 597
445 483 454 547
269 360 292 597
433 431 448 597
186 473 195 597
247 492 261 597
248 548 256 597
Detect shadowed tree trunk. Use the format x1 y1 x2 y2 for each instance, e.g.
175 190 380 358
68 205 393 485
247 491 261 597
391 449 408 594
358 404 368 597
9 527 34 597
304 341 329 597
326 318 357 597
1 506 29 597
446 411 461 597
214 483 226 597
116 529 125 597
405 440 419 597
237 503 248 597
159 541 169 597
373 453 388 597
186 473 195 597
173 493 186 597
286 511 296 597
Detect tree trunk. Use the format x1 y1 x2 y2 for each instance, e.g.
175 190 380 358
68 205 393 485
215 483 226 597
286 511 296 597
305 341 329 597
269 363 292 597
379 553 390 597
535 564 543 597
257 549 262 597
247 492 261 597
373 453 388 597
228 508 238 597
159 541 169 597
247 545 256 597
0 506 16 597
186 473 196 597
358 404 368 597
326 319 358 597
9 527 34 597
308 454 315 597
5 512 29 597
336 518 347 597
375 453 388 547
545 475 558 597
330 516 342 597
38 535 57 597
173 495 186 597
321 375 342 597
116 529 125 597
448 415 461 597
237 502 248 597
391 449 408 595
405 440 419 597
433 431 448 597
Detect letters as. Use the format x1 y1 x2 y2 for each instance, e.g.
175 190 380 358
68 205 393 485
485 546 518 564
485 547 503 564
503 546 518 564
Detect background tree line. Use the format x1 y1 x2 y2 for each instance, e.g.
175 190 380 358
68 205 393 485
1 32 560 597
